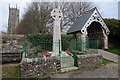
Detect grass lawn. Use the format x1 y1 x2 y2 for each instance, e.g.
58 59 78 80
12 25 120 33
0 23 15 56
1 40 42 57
106 48 120 56
2 64 21 79
102 58 116 65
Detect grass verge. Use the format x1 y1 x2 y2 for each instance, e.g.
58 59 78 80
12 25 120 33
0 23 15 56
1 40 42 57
106 48 120 56
2 64 21 78
102 58 117 65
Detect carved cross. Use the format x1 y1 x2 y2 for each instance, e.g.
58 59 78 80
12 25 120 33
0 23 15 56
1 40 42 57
51 8 63 56
51 8 63 20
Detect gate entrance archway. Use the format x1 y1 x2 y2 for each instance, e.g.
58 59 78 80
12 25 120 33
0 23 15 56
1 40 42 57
87 21 104 48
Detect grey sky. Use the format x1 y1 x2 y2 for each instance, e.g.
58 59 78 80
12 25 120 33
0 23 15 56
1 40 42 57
93 2 118 19
118 1 120 19
0 0 119 32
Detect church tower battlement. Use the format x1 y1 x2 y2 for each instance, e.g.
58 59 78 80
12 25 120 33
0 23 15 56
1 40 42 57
8 4 19 34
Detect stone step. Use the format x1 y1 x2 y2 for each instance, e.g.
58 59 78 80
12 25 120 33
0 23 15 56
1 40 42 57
61 67 78 72
61 56 74 68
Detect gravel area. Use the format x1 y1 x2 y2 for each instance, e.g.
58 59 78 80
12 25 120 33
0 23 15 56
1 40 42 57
50 63 118 78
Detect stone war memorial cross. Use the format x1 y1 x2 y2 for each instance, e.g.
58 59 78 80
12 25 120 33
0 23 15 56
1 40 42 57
51 8 63 56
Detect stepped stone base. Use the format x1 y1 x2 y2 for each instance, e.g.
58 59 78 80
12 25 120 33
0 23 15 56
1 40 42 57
61 67 78 72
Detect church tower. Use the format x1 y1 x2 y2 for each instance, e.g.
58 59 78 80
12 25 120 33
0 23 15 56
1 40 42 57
8 4 19 34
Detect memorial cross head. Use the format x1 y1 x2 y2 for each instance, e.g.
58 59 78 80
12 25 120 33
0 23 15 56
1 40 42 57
51 8 63 20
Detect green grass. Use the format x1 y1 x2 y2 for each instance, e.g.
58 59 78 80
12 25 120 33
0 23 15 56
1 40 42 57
2 78 25 80
102 58 116 65
106 48 120 56
2 64 21 78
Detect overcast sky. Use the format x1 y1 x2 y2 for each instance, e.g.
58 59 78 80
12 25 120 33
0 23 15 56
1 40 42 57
0 0 119 32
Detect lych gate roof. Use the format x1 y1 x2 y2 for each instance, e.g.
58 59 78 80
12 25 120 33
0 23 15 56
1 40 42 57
67 8 95 34
67 7 110 35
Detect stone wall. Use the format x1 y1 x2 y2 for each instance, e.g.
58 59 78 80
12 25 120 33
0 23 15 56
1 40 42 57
21 57 60 78
77 54 102 67
21 54 102 78
1 34 24 53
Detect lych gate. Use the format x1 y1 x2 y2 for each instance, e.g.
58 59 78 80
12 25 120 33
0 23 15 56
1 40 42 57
67 7 110 49
87 21 104 48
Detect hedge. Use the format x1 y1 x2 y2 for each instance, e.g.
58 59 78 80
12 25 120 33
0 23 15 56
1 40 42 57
25 33 74 57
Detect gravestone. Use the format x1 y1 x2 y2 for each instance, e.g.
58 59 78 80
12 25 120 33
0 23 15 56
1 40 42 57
51 8 63 56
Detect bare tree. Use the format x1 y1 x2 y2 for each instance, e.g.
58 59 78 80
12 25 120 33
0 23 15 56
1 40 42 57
16 2 53 34
59 2 93 32
16 1 93 34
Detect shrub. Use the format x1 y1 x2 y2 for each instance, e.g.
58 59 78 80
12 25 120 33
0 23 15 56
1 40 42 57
25 33 74 57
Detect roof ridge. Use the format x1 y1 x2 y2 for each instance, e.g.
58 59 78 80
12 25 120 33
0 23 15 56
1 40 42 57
79 7 96 18
84 7 96 14
67 7 97 34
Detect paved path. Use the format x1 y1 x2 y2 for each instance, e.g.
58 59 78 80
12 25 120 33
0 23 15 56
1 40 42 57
98 49 119 63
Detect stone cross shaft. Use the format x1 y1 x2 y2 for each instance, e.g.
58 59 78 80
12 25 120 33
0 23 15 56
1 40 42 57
51 8 63 56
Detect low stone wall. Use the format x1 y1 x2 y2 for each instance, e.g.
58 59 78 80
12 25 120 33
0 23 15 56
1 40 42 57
21 57 60 78
77 54 102 67
21 54 102 78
